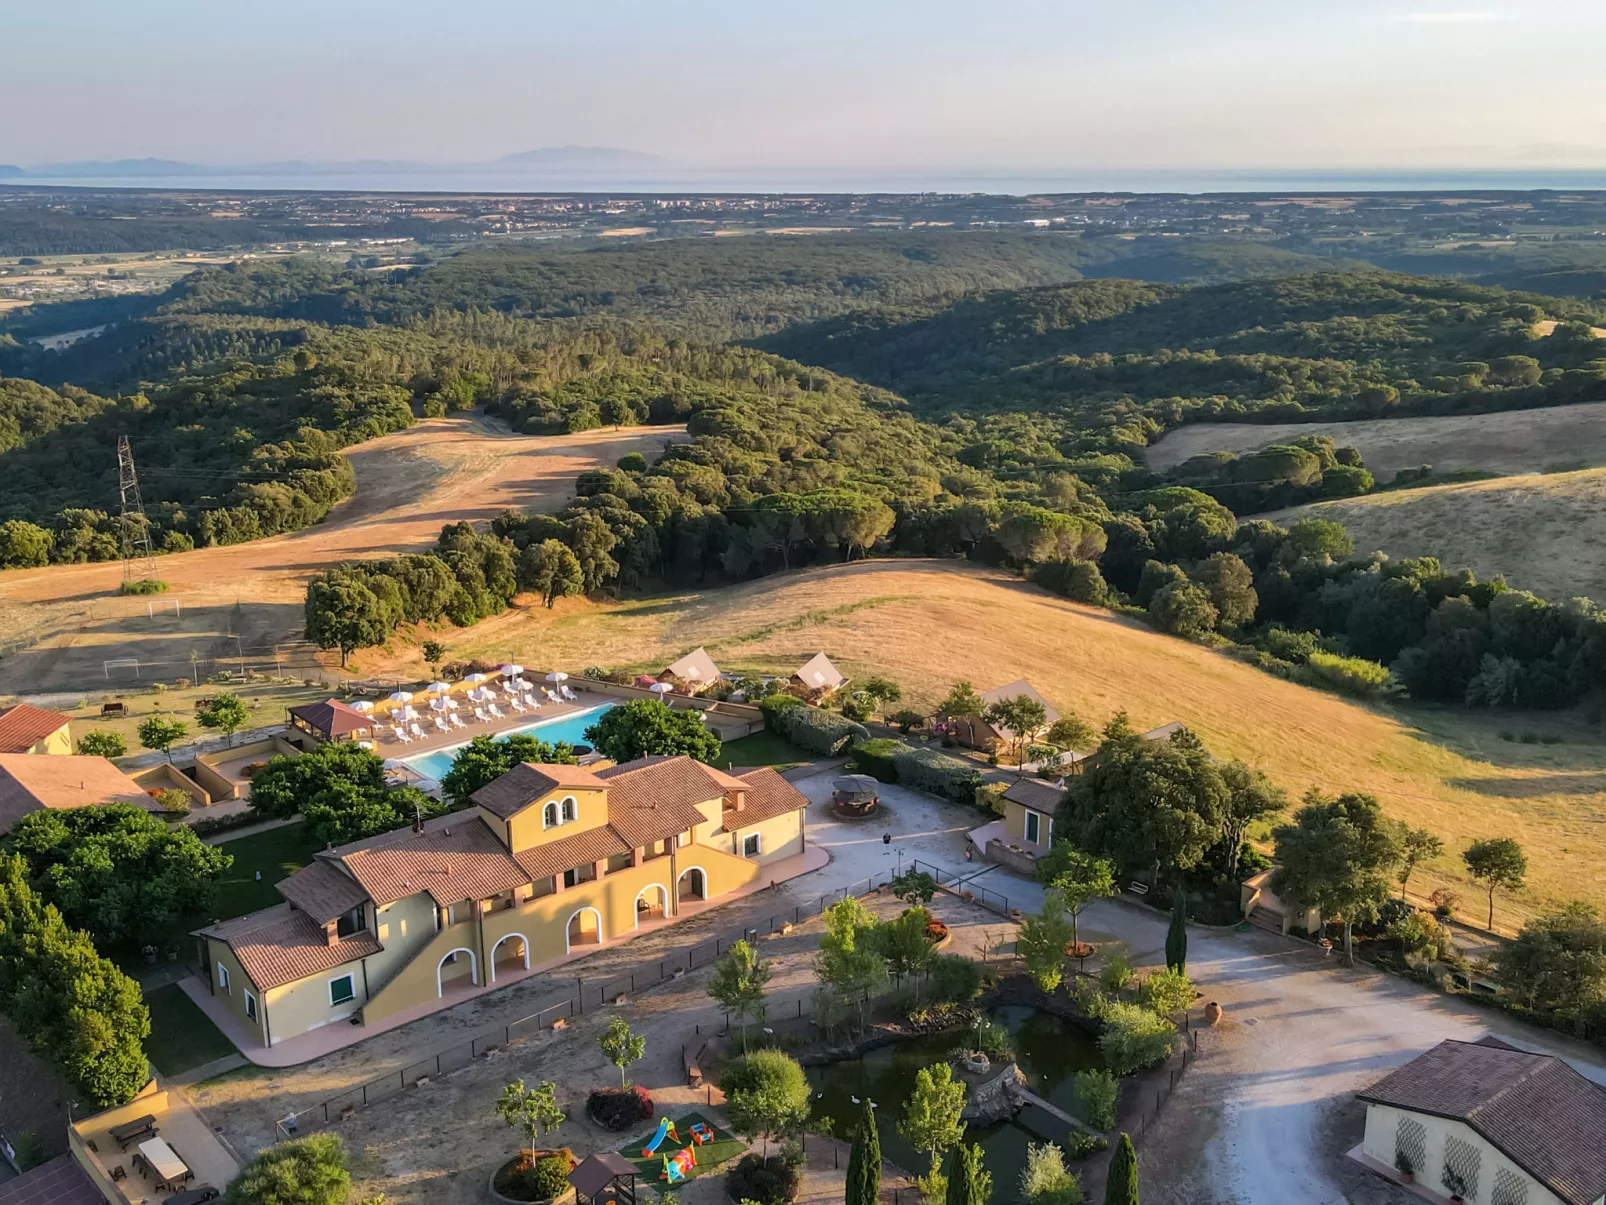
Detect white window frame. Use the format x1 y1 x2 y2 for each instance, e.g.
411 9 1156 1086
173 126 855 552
217 962 231 995
560 795 577 823
1025 810 1050 845
328 973 356 1006
244 990 257 1022
542 801 560 829
742 831 762 858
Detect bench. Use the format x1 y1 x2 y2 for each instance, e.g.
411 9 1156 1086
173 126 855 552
1127 881 1150 897
101 702 127 717
111 1114 157 1149
683 1040 706 1087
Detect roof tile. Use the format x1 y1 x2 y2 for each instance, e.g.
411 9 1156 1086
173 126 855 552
0 703 70 753
197 903 381 991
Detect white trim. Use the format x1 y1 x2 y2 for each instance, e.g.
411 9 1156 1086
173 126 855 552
633 883 670 929
563 906 603 954
435 946 478 997
1025 810 1041 845
560 795 577 823
542 801 560 829
328 971 356 1006
489 932 530 982
216 962 231 995
676 864 708 901
244 989 258 1023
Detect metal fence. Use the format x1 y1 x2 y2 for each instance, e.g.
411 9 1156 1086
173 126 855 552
1132 1018 1203 1143
277 866 913 1139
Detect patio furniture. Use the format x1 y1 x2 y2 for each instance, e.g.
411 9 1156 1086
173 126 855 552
473 707 489 723
110 1165 126 1181
561 685 578 701
488 704 505 719
111 1114 157 1149
545 688 562 704
138 1136 189 1191
409 723 426 740
101 701 127 717
393 726 412 744
433 716 449 733
450 713 467 729
510 698 526 714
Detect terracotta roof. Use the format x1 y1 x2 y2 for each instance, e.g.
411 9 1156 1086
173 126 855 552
595 756 725 846
976 679 1060 735
288 698 375 739
661 646 720 683
1003 777 1066 812
196 903 381 992
793 651 847 690
729 767 809 827
471 762 607 819
0 703 70 753
0 1155 104 1205
277 859 369 924
1358 1039 1606 1205
514 824 631 882
330 813 530 907
0 754 157 835
569 1151 638 1198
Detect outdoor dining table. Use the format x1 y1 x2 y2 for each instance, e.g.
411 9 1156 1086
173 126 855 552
137 1136 190 1188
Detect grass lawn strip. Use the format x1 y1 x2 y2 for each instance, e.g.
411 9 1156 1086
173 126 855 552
721 731 809 770
209 820 324 918
143 982 236 1075
615 1112 745 1184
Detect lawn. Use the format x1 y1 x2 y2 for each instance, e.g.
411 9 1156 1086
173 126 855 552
143 983 237 1075
209 820 325 918
392 559 1606 929
617 1113 744 1185
721 731 810 771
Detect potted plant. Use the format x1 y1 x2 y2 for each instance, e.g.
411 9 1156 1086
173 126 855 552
1442 1166 1468 1202
1393 1150 1414 1184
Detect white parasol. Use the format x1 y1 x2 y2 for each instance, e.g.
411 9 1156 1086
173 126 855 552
426 681 451 694
648 682 673 695
465 672 490 684
545 670 569 683
349 700 374 713
387 691 414 704
499 664 525 677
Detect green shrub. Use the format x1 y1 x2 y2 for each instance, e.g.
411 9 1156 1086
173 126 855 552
770 703 868 756
1065 1130 1108 1161
522 1154 571 1200
973 1018 1015 1062
1139 967 1194 1016
76 731 127 758
929 954 984 1005
1073 1069 1119 1131
849 738 908 782
890 746 982 802
1098 1001 1177 1076
118 579 169 596
1301 650 1393 699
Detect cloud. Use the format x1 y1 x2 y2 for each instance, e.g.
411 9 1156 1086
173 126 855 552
1391 11 1504 22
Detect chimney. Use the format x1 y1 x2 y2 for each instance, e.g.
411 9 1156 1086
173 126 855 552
324 920 338 947
733 790 745 812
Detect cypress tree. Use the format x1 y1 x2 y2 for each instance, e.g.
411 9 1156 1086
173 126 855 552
846 1097 881 1205
1105 1132 1139 1205
945 1142 991 1205
1165 892 1188 974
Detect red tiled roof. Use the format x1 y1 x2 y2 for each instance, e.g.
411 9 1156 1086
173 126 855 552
0 703 70 753
728 767 809 827
1358 1039 1606 1205
196 903 381 991
514 824 631 882
277 860 369 925
595 756 725 847
288 698 375 739
471 762 607 819
331 814 530 907
0 754 157 835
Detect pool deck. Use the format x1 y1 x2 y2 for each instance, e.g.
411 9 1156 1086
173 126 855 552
373 686 614 772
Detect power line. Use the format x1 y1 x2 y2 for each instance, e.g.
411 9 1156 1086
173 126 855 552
115 435 158 584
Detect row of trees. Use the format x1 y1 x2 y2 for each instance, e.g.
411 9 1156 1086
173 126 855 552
249 742 443 844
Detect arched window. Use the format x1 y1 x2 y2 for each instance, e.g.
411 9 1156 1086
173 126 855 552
542 802 559 829
561 796 578 823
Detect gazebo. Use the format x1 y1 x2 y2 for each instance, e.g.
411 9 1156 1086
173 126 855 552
568 1151 639 1205
286 698 375 745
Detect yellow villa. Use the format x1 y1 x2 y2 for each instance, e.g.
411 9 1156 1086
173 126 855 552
0 701 73 756
194 755 808 1049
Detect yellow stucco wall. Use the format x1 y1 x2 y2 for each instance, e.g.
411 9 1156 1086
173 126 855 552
366 892 439 990
38 726 72 755
1001 800 1052 854
725 809 805 866
263 951 370 1041
202 938 268 1045
498 786 611 852
361 915 483 1024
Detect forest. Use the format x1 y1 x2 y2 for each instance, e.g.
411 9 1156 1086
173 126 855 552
2 232 1605 710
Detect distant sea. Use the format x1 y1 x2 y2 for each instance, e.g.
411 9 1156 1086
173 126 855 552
8 167 1606 195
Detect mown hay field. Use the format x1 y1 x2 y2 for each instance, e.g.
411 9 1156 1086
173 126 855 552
358 559 1606 929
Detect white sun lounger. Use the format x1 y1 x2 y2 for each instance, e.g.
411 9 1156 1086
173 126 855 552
488 704 505 719
393 725 413 744
450 713 467 729
561 685 577 701
473 707 489 723
527 695 542 710
509 698 526 714
433 716 449 732
410 723 427 740
545 688 562 703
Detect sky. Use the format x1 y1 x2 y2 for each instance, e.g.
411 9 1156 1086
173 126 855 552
6 0 1604 172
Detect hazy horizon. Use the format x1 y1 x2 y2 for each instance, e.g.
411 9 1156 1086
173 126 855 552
8 0 1604 176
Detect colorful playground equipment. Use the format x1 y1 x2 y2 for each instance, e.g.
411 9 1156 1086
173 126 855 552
641 1118 678 1158
661 1145 697 1184
688 1121 716 1146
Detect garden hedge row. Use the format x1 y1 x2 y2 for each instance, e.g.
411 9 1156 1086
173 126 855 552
768 701 869 756
848 738 908 782
890 746 983 802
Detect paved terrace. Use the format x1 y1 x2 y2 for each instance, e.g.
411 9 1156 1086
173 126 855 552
70 1086 239 1204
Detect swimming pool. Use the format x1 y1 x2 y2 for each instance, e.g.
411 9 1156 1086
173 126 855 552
399 702 615 782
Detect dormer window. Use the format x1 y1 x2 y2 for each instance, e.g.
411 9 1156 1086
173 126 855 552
543 797 579 829
561 796 577 823
336 904 366 938
543 802 560 829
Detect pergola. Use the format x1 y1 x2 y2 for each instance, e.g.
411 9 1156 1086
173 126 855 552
286 698 375 745
568 1151 639 1205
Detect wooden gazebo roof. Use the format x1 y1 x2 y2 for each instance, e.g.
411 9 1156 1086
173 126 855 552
288 698 373 740
569 1151 638 1203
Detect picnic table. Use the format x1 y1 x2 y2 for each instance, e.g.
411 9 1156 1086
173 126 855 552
138 1136 191 1189
110 1114 156 1149
167 1187 220 1205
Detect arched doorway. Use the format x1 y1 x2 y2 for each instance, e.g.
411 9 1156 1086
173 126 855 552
436 947 478 997
491 932 529 982
565 907 602 953
676 866 707 905
634 884 669 927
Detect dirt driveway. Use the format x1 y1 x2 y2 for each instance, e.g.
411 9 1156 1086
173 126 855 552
0 416 682 694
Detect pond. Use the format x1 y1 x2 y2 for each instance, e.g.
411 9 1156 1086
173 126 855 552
806 1006 1103 1188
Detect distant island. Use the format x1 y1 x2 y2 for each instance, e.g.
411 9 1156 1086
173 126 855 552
9 146 670 180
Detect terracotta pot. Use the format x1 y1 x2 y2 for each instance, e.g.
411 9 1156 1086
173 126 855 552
1204 1001 1223 1025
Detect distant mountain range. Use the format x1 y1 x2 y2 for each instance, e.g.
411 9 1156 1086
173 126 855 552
4 146 670 180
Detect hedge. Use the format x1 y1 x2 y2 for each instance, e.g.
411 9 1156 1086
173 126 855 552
771 705 869 756
891 747 983 802
849 739 909 782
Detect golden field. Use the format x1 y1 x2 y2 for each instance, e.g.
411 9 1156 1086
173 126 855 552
357 559 1606 930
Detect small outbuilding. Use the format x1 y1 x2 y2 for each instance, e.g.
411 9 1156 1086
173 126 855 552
792 651 848 698
287 698 375 745
0 702 73 755
946 679 1059 754
831 773 881 816
1353 1037 1606 1205
568 1150 640 1205
658 646 721 694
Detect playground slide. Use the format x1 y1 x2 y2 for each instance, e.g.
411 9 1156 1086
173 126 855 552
641 1118 677 1157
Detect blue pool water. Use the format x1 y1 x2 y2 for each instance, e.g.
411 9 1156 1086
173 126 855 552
400 703 615 781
